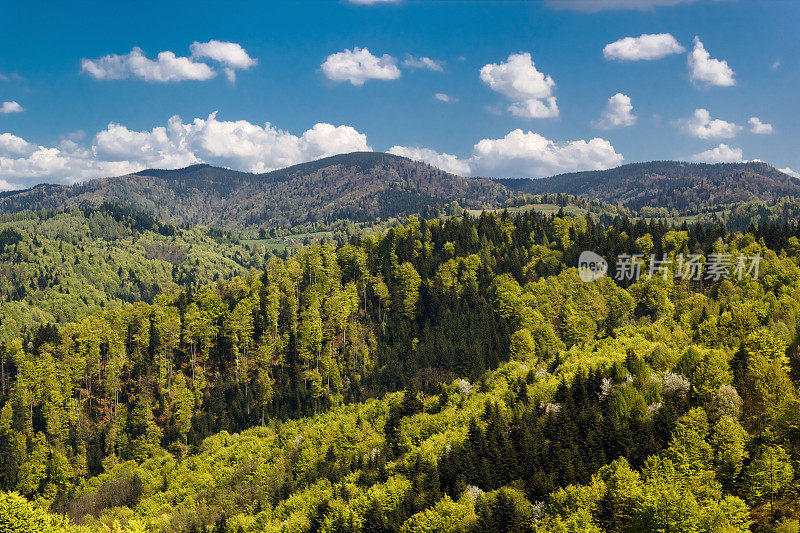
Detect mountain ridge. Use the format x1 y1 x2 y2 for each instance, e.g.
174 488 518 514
1 156 798 232
0 152 509 232
498 160 800 214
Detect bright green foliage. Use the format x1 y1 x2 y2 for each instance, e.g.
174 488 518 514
1 209 800 531
509 329 536 361
0 207 266 341
742 444 794 505
0 491 71 532
710 415 748 487
394 262 421 320
743 328 789 370
401 495 475 533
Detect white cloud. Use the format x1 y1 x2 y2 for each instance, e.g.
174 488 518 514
0 101 24 114
190 40 257 82
603 33 685 61
3 117 626 183
390 131 624 178
771 60 780 70
779 167 799 179
0 179 23 192
546 0 697 11
388 146 471 175
471 130 623 177
0 141 138 184
687 37 735 87
402 56 444 72
0 113 371 184
434 93 457 103
675 109 742 139
349 0 399 4
690 143 743 163
81 42 257 83
0 133 36 156
480 52 558 119
748 117 774 134
321 47 401 86
81 47 216 82
592 93 637 130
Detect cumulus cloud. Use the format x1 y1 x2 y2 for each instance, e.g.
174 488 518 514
388 146 471 175
81 47 216 82
592 93 637 130
546 0 697 11
480 52 558 119
321 47 401 86
402 56 444 72
0 113 371 185
603 33 685 61
0 179 23 191
675 109 742 139
0 140 139 184
0 133 36 156
687 37 735 87
0 101 24 114
81 41 256 83
434 93 457 103
389 130 623 178
3 115 627 184
471 130 623 177
190 40 257 82
690 143 743 163
748 117 774 134
779 167 799 179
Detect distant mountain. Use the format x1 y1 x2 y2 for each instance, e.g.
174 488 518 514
0 152 509 232
498 161 800 214
4 158 798 232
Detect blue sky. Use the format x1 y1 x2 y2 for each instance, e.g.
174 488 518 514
0 0 798 189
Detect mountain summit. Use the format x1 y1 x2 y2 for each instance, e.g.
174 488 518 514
2 157 797 231
0 152 508 231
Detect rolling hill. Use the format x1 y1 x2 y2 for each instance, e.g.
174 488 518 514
0 152 509 232
2 157 798 235
498 161 800 214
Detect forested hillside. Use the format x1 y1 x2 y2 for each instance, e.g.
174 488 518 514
3 209 800 531
0 153 509 233
0 204 267 340
4 155 800 238
499 161 800 217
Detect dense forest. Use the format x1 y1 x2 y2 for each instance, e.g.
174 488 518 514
0 204 271 341
3 206 800 531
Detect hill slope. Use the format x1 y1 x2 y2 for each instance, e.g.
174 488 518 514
498 161 800 214
0 204 265 338
0 152 510 232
